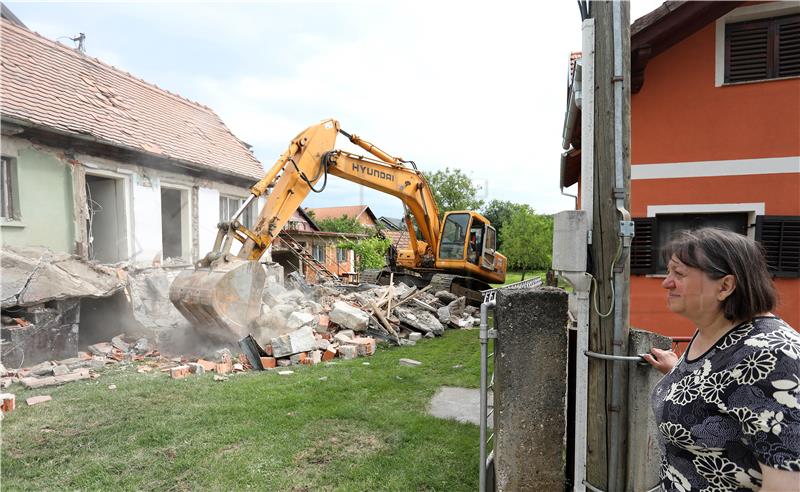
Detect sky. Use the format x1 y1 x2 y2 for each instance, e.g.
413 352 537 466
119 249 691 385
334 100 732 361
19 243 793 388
7 0 663 219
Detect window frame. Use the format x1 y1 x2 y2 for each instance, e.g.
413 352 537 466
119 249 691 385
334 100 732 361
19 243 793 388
219 195 256 229
312 244 326 263
715 3 800 86
1 155 21 223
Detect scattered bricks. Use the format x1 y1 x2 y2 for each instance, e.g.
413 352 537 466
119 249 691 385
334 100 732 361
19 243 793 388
111 335 129 352
408 332 422 342
399 358 422 367
349 337 377 356
170 365 191 379
334 332 353 344
52 364 70 377
320 332 333 341
318 314 330 330
216 361 232 375
215 348 233 364
339 345 358 360
260 357 276 369
310 350 322 365
26 395 52 406
322 347 337 362
277 359 292 367
290 353 307 365
196 359 216 372
233 363 245 372
264 345 273 357
78 351 92 360
1 393 15 413
137 366 153 373
187 363 205 375
329 301 369 332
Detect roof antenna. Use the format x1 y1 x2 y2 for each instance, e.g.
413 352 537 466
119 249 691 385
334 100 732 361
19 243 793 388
71 32 86 53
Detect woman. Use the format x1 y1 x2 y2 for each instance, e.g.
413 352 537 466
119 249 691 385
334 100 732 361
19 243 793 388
644 227 800 491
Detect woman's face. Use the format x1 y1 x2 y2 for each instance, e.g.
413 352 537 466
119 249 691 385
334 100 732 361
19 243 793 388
661 255 725 321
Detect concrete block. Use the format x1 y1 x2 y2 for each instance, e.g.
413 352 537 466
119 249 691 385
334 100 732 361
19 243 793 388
26 395 52 406
187 363 205 375
494 287 568 491
260 357 276 369
338 345 358 360
286 312 315 331
271 326 316 358
1 393 15 413
408 332 422 342
322 347 337 361
329 302 369 332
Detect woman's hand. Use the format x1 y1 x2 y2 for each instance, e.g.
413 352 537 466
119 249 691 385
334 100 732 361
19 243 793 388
643 347 678 375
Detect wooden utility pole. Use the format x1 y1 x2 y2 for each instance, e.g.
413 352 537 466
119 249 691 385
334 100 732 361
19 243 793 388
585 1 631 491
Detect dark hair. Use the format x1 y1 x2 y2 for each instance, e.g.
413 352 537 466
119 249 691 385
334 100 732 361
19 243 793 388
663 227 777 322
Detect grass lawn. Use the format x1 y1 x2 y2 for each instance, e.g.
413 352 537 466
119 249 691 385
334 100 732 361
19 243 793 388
2 330 485 491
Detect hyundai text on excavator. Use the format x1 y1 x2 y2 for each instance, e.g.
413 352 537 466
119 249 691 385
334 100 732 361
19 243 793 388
169 119 506 339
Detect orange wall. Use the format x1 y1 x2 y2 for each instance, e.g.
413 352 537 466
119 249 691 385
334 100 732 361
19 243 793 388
629 16 800 337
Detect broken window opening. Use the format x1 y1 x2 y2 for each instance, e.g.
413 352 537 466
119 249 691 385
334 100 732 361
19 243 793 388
220 195 256 229
160 186 191 262
85 174 129 263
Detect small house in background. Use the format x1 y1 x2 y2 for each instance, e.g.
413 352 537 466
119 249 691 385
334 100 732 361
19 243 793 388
562 1 800 337
273 207 365 282
378 216 404 230
307 205 378 228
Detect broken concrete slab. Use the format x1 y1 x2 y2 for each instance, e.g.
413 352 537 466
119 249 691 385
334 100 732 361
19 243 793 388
395 306 444 336
20 368 91 389
276 289 305 305
1 246 124 308
51 365 70 377
329 301 369 332
286 312 315 331
435 291 458 305
271 326 316 358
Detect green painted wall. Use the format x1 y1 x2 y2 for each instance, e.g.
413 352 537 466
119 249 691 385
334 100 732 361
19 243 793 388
1 147 75 252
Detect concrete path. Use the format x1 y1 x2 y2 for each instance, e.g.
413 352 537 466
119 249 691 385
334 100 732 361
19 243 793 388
428 386 492 427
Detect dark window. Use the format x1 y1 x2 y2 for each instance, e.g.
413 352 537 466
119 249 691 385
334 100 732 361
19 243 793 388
725 14 800 83
631 213 749 274
312 244 326 263
336 248 349 262
756 216 800 278
1 156 20 220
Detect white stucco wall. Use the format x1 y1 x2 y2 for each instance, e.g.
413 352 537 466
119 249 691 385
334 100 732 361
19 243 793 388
131 174 163 267
198 187 220 256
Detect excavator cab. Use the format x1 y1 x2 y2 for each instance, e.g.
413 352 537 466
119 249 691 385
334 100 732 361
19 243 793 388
436 211 504 283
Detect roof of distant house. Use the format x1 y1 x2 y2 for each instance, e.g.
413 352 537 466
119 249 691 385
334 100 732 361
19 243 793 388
378 217 404 230
0 18 264 181
307 205 378 224
382 229 411 251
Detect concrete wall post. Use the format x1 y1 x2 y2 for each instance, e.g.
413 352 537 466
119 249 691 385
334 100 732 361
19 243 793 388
493 287 569 491
626 328 672 491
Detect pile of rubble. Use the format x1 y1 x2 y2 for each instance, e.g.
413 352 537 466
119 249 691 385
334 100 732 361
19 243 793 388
0 279 479 412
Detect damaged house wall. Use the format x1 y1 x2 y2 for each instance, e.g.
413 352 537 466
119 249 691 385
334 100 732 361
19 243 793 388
0 138 75 252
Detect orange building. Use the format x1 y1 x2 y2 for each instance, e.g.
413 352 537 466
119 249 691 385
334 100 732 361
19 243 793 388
563 2 799 338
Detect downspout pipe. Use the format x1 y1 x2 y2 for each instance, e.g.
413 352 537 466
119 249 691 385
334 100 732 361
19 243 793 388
608 1 633 490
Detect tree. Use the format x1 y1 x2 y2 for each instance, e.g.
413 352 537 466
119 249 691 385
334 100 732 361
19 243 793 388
338 236 391 271
316 215 372 235
481 200 534 250
423 167 484 217
499 208 553 279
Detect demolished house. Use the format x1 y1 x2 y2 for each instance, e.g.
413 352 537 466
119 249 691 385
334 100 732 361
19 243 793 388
0 16 267 365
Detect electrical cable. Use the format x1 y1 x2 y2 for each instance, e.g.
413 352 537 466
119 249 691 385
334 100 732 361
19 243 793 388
589 239 622 318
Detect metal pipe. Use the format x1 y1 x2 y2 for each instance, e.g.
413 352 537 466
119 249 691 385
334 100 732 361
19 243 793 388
584 351 644 363
479 299 496 492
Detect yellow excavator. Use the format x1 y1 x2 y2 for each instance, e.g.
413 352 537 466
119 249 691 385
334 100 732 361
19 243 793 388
169 119 506 338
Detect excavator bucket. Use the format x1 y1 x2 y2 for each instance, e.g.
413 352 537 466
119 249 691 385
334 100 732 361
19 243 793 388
169 258 266 341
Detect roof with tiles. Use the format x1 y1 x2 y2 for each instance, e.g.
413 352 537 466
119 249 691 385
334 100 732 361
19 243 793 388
307 205 377 225
0 18 264 181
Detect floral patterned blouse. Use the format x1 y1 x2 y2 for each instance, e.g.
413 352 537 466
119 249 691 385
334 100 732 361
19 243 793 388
652 316 800 491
